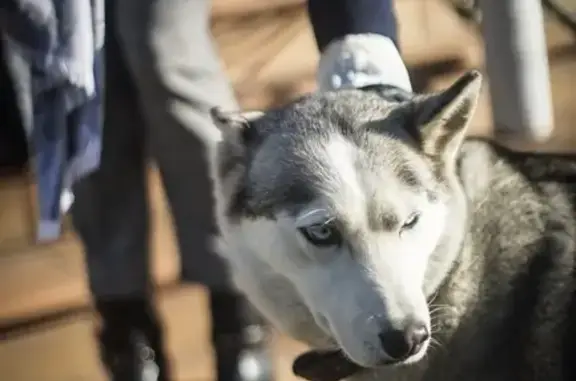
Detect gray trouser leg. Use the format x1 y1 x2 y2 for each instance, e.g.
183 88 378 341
479 0 554 141
72 0 238 298
117 0 239 289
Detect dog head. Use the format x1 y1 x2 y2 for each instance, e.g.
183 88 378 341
210 71 482 368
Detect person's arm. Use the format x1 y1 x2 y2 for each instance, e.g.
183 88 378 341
307 0 398 52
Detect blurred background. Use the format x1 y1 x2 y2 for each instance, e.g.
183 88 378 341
1 0 576 380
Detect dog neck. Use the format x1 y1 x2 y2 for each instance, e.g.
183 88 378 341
422 140 496 340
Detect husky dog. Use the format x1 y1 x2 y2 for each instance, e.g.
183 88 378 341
208 71 576 381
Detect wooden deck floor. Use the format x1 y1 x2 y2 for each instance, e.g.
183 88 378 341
2 1 576 380
0 285 308 381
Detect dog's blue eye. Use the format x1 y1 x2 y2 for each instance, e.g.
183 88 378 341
401 213 420 231
299 223 342 247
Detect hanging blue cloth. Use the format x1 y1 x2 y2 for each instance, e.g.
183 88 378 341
0 0 105 241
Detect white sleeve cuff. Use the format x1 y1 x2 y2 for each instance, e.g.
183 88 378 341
317 34 412 93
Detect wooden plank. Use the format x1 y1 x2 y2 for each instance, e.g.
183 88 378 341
0 169 181 324
0 175 34 251
0 286 307 381
399 0 482 68
211 0 305 19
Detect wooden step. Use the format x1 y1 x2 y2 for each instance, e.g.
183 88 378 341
0 286 308 381
0 174 35 252
0 169 181 324
211 0 305 19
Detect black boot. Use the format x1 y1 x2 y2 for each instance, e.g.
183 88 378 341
210 290 274 381
95 298 172 381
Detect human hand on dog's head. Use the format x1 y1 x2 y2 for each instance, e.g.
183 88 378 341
292 349 364 381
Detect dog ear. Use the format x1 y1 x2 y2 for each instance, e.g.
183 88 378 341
210 107 265 149
412 70 482 165
210 108 265 195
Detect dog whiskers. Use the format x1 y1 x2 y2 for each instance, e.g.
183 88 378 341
428 336 447 355
427 289 441 306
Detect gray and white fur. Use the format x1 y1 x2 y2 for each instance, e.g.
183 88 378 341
208 71 576 381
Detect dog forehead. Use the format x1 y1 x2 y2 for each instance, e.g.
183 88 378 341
254 89 397 132
232 90 434 219
250 99 424 188
247 128 428 219
250 90 400 155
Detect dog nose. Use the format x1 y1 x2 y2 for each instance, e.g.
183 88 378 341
378 322 429 361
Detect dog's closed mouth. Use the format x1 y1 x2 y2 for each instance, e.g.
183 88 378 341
292 349 365 381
